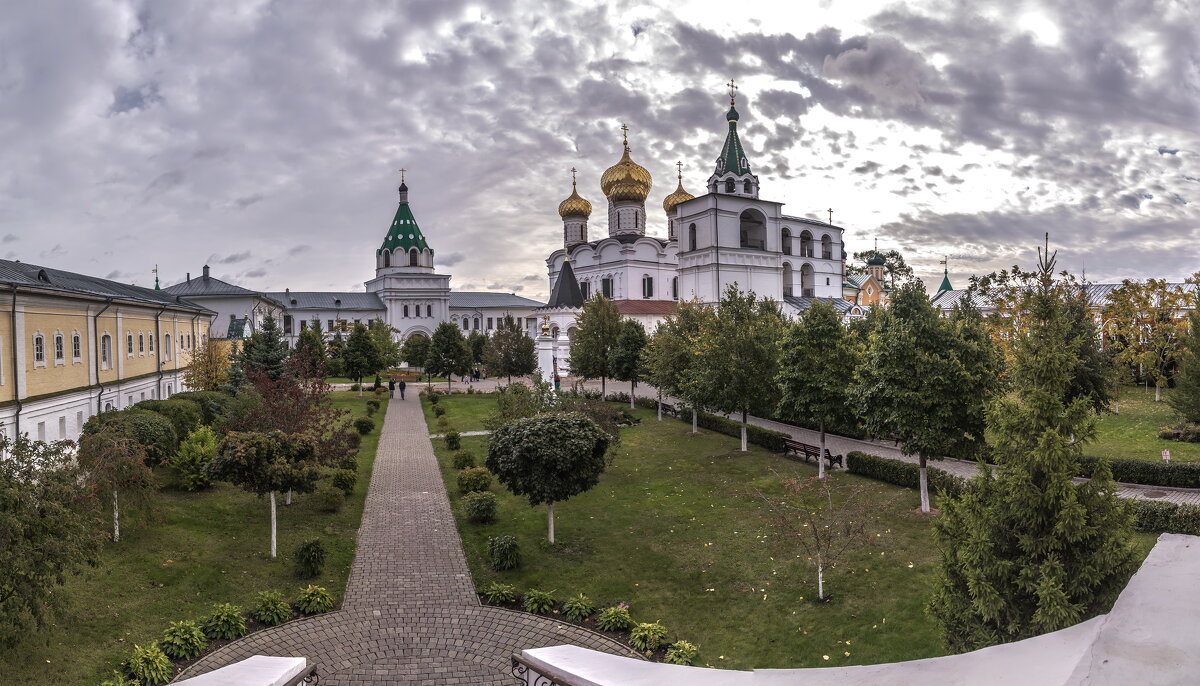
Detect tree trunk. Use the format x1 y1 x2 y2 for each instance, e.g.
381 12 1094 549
656 389 662 422
446 376 452 392
547 502 555 544
631 380 636 409
286 489 292 506
1155 384 1162 402
601 376 606 396
818 420 826 480
918 454 930 513
357 378 363 397
270 491 278 558
740 410 748 452
692 406 698 434
817 553 824 600
113 489 120 543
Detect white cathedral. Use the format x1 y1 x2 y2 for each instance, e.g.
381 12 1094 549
169 87 873 373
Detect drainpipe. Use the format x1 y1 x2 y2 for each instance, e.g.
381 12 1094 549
10 285 21 437
94 298 114 415
153 306 166 397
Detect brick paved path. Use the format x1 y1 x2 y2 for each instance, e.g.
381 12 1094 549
178 394 638 685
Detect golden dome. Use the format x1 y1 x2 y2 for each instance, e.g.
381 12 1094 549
662 176 695 215
600 143 653 203
558 181 592 219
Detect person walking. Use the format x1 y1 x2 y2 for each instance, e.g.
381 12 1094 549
388 378 396 398
398 379 406 400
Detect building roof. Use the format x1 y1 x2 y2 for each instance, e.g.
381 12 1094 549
612 300 679 316
262 291 385 312
784 295 859 314
938 270 954 293
545 260 584 309
163 270 263 298
932 282 1196 311
715 104 752 177
0 259 211 313
449 292 545 309
378 187 431 255
845 273 871 289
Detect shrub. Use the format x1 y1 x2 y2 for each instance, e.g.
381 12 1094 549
461 491 498 524
433 404 447 418
480 582 517 604
444 430 461 450
845 451 966 497
595 604 635 632
457 466 491 493
99 670 141 686
1130 500 1200 535
159 620 206 661
664 640 700 665
200 602 246 640
1078 455 1200 488
487 534 521 571
366 398 381 413
250 590 292 626
452 449 476 469
331 469 357 495
294 539 326 579
365 404 376 417
337 453 359 471
350 383 361 391
523 588 556 615
315 484 345 513
170 390 232 425
353 417 375 435
678 408 789 452
428 391 440 405
296 585 335 615
630 621 669 652
603 391 632 403
1158 422 1200 443
373 376 384 390
171 425 218 491
135 398 204 442
126 642 171 685
561 593 596 621
436 416 451 431
83 409 178 464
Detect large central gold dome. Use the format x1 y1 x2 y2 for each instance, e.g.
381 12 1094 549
600 145 653 203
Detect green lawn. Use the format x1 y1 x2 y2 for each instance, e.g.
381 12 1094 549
0 392 386 685
1087 385 1200 463
422 393 498 433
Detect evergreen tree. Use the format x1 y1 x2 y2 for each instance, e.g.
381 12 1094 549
645 299 716 428
368 320 402 370
326 331 346 378
400 333 432 369
342 323 381 394
426 321 471 391
689 284 785 451
1062 294 1116 412
291 323 328 380
466 330 489 366
568 295 623 394
776 301 859 479
927 246 1137 652
611 319 648 408
1169 275 1200 423
482 315 536 382
845 249 917 289
230 313 290 386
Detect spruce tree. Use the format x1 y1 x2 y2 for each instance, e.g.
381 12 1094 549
292 324 327 380
927 246 1137 652
611 319 648 408
231 313 290 384
568 296 623 394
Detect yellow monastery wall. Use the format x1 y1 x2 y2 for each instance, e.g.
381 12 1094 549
0 309 12 403
22 305 92 397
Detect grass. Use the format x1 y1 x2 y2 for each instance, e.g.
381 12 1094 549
0 391 386 686
1087 385 1200 463
422 392 498 433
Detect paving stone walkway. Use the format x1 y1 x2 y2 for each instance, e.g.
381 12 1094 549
177 394 638 685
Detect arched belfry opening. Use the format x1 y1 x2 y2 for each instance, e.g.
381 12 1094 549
739 208 766 250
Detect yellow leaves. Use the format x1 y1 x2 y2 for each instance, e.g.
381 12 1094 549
822 655 830 661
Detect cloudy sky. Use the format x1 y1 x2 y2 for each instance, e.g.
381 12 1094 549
1 0 1196 299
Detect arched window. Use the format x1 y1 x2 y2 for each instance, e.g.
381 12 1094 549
801 263 815 297
403 304 410 318
642 275 654 299
382 251 391 267
462 319 469 330
739 209 766 249
725 179 735 193
783 262 794 297
148 333 154 353
781 228 792 255
672 276 678 300
743 180 752 194
163 334 170 361
127 333 134 355
72 333 81 360
409 248 419 266
54 334 64 361
427 304 432 317
688 224 697 251
821 234 832 259
101 334 112 368
601 277 613 298
34 334 45 363
580 282 590 300
800 230 814 257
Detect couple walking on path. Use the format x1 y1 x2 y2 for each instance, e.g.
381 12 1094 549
387 378 406 400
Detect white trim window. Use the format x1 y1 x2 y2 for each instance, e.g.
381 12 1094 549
642 275 654 299
127 332 134 357
148 333 154 353
138 332 145 355
101 333 112 370
33 333 46 367
163 334 171 361
72 331 82 362
53 332 65 365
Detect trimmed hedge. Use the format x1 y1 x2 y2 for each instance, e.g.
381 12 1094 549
83 409 178 464
1079 455 1200 489
678 407 789 452
136 398 204 440
845 451 967 498
169 390 231 425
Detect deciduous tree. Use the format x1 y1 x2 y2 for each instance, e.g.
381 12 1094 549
183 339 231 392
1169 275 1200 424
369 320 402 370
482 315 536 382
426 321 472 391
1103 278 1191 401
568 295 623 394
645 299 715 428
400 333 431 370
326 330 346 378
343 322 382 395
76 430 155 543
611 319 648 408
466 330 488 366
291 323 328 381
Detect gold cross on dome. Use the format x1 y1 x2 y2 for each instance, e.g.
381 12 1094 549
827 208 833 224
570 167 578 186
398 168 406 184
620 123 629 147
727 78 738 104
676 161 684 180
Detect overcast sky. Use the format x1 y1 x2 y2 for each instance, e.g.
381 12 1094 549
1 0 1196 299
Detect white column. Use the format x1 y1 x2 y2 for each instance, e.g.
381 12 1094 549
537 332 555 384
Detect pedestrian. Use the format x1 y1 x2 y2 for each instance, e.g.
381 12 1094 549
398 379 406 400
388 378 396 398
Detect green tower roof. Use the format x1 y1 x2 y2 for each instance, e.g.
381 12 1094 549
715 105 752 177
379 192 430 255
938 269 953 293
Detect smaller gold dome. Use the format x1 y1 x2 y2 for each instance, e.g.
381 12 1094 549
558 182 593 219
662 179 695 215
600 145 653 203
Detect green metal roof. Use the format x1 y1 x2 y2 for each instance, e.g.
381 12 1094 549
715 105 752 177
938 270 953 293
378 199 430 254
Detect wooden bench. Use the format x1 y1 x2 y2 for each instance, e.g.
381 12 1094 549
782 438 844 469
659 402 679 418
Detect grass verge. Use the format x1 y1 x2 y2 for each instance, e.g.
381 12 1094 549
1088 386 1200 463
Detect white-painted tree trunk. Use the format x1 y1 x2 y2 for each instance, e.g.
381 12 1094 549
656 390 662 422
631 381 636 409
918 457 930 513
547 502 555 544
1155 385 1162 402
286 489 292 506
740 411 748 452
817 554 825 600
692 408 698 434
818 420 827 480
113 489 120 543
270 491 277 558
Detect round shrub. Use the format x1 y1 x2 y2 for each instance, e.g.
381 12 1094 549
452 449 476 470
250 590 292 626
428 391 440 405
664 640 699 665
457 466 491 494
293 539 326 579
436 416 451 431
444 430 461 451
561 593 596 621
337 453 359 471
353 417 375 435
331 469 357 495
486 534 521 571
159 620 206 661
350 383 361 391
523 588 556 615
595 604 634 632
315 484 345 513
461 491 498 524
366 398 381 411
171 425 218 491
630 621 669 652
170 390 231 425
83 409 178 465
433 404 447 418
200 602 246 640
135 398 203 442
480 581 517 604
126 642 171 685
296 585 335 615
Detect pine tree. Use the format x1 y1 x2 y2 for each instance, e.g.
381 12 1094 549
482 315 536 382
568 296 623 394
292 323 328 380
645 300 716 428
426 322 471 391
1169 276 1200 423
776 301 858 479
927 245 1137 652
611 319 648 408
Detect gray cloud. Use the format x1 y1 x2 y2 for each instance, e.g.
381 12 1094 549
207 251 253 264
2 234 17 243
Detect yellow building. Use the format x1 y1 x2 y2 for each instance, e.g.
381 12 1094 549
0 260 213 442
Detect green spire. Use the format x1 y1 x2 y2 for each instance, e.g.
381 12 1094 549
379 185 431 255
938 269 953 293
716 105 752 177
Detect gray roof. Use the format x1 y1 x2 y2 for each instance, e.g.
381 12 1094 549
449 291 545 309
0 259 211 313
845 273 871 288
262 291 385 312
164 273 263 298
930 289 993 310
784 296 859 314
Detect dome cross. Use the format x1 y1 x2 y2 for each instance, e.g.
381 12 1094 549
397 168 406 184
727 78 738 105
620 123 629 148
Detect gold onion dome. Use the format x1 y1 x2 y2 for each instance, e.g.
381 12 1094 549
558 180 593 219
662 164 694 214
600 130 653 202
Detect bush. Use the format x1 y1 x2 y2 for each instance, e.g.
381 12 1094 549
603 391 632 404
561 593 596 621
294 539 326 579
487 534 521 571
296 585 335 615
83 409 178 464
200 602 246 640
126 642 171 685
436 416 451 431
135 398 204 442
373 376 384 390
99 670 141 686
171 425 218 491
428 391 440 405
480 582 517 604
315 484 345 513
366 398 381 413
630 621 669 652
664 640 700 665
159 620 206 661
350 383 361 391
1078 454 1200 488
1158 422 1200 443
444 430 461 450
353 417 375 435
337 453 359 471
845 451 967 497
433 404 447 418
1130 500 1200 535
250 590 293 626
457 466 491 494
461 491 498 524
170 390 231 425
678 407 789 452
331 469 357 495
452 449 476 469
523 588 556 615
595 604 635 632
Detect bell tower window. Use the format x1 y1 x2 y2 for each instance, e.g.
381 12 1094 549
724 179 735 193
743 180 752 193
